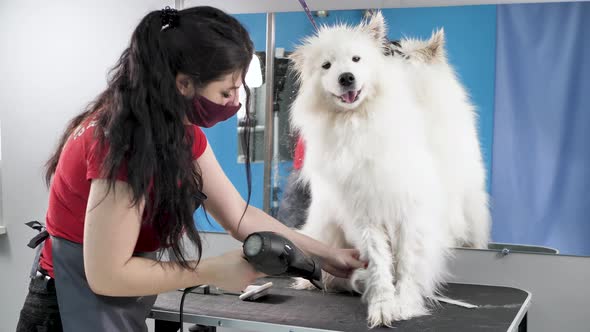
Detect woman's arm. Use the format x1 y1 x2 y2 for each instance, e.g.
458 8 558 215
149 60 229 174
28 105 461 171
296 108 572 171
83 179 259 297
198 144 366 278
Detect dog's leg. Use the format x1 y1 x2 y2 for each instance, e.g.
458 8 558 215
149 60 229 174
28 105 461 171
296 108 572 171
291 197 340 291
291 221 345 291
346 222 398 328
294 224 356 293
394 204 448 321
319 226 356 293
463 188 491 249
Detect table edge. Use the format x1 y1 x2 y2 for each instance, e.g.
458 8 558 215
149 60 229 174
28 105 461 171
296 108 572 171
152 282 532 332
149 308 339 332
507 289 532 332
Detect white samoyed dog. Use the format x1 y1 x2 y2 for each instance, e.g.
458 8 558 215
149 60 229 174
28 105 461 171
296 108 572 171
288 12 491 327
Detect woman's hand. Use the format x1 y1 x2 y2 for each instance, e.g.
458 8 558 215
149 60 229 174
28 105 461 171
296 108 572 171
199 250 265 293
318 248 367 278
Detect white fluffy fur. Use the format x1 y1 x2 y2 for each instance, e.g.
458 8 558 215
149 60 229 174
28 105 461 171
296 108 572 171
395 30 491 249
288 13 491 327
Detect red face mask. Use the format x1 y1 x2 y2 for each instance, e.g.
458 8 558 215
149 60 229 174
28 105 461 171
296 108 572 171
189 95 242 128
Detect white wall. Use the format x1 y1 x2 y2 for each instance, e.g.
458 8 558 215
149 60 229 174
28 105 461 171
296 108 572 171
0 1 172 330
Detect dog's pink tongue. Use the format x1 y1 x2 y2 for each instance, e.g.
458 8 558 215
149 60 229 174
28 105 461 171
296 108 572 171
341 90 358 103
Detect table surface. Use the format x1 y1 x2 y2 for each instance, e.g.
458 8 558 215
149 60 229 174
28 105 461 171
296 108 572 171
150 277 531 332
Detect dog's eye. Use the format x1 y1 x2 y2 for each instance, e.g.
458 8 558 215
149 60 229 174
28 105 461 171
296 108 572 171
352 56 361 62
322 62 331 70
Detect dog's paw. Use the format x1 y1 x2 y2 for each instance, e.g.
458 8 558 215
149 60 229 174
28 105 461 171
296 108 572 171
365 285 429 327
394 283 429 321
350 268 369 294
366 292 399 328
393 295 429 321
290 277 315 290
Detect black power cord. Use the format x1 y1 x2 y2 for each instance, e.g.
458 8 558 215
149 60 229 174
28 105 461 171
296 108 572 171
179 286 198 332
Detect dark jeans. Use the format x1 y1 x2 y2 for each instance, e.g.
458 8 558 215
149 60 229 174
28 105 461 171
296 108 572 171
16 275 63 332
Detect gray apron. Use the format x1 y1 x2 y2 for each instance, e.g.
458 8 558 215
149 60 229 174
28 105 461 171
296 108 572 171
26 221 158 332
51 236 157 332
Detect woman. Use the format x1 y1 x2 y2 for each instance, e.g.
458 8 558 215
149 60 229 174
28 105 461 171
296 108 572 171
16 6 364 332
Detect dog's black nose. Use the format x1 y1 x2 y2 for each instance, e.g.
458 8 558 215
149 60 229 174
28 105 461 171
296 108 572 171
338 72 355 87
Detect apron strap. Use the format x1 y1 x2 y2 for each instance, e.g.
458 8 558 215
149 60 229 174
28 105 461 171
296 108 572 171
27 229 49 249
25 220 49 279
25 220 45 233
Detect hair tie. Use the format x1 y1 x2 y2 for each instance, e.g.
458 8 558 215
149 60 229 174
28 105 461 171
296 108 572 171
160 6 179 31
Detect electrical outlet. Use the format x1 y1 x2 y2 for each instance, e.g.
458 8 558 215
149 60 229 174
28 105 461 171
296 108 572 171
0 225 6 235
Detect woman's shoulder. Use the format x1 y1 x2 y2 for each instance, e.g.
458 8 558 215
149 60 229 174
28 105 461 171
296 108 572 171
187 124 208 160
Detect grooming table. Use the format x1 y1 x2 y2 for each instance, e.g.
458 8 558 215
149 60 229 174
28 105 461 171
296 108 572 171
150 277 530 332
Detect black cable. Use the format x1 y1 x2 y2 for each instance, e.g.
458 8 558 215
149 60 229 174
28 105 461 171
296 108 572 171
179 286 198 332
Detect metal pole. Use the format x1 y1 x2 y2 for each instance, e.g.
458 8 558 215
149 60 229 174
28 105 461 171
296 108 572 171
262 12 276 213
174 0 184 10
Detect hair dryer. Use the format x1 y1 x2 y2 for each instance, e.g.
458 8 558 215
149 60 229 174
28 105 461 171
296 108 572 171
243 231 322 284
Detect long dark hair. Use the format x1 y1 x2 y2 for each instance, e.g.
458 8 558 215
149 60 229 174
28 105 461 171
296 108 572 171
45 6 254 268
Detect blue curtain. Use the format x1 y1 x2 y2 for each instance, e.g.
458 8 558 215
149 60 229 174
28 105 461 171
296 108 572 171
492 3 590 255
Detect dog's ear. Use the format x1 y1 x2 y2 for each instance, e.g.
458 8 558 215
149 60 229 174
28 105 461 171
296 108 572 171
289 46 306 76
411 28 447 63
425 28 446 62
362 11 387 42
